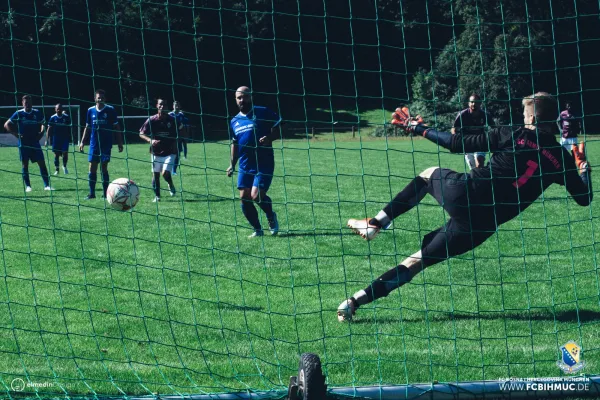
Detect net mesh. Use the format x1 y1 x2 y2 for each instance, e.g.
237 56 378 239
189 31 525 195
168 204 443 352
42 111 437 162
0 0 598 397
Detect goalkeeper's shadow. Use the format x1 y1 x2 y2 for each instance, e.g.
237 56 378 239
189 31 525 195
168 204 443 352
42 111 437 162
348 309 600 324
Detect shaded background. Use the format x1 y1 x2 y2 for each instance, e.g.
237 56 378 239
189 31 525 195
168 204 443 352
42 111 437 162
1 0 598 140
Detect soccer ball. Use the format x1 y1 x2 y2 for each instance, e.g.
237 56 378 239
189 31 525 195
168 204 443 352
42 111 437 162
106 178 140 211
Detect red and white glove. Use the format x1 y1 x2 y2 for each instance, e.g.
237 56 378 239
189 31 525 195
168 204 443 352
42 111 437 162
572 143 590 174
391 107 425 135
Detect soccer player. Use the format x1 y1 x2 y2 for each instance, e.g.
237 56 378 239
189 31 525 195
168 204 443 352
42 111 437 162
47 103 72 175
453 94 491 169
79 89 123 200
557 101 581 151
227 86 281 238
169 100 189 176
340 92 592 322
3 95 53 192
139 98 178 202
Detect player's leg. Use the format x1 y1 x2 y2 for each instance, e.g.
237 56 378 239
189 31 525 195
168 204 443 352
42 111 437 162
53 151 61 175
19 146 33 190
152 171 161 201
21 159 32 192
162 170 176 197
62 151 69 174
465 153 476 170
162 154 176 196
161 155 176 196
35 158 52 190
348 166 438 240
182 139 188 159
239 172 262 236
150 155 160 201
251 171 278 235
87 161 99 199
338 219 493 321
475 152 486 168
100 161 110 198
173 143 180 175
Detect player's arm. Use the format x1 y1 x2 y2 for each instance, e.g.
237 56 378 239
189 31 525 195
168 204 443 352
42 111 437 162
79 125 89 152
47 124 54 146
565 163 592 206
259 112 283 144
38 123 45 141
4 119 18 138
4 111 20 138
227 142 238 177
139 126 153 144
413 124 497 153
556 116 562 133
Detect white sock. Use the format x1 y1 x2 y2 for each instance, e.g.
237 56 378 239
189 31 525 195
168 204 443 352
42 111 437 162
352 289 369 306
375 210 391 228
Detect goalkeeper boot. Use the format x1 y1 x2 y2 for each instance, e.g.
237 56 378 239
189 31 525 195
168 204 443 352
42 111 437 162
337 298 356 322
347 218 381 241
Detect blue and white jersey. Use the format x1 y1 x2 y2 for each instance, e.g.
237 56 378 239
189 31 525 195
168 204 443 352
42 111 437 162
86 105 119 151
168 111 189 134
229 106 281 173
48 113 72 140
9 108 45 146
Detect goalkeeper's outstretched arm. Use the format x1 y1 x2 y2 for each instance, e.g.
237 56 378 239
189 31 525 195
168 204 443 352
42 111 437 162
416 125 497 154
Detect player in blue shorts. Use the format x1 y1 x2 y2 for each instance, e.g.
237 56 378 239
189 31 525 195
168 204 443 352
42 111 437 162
3 95 53 192
227 86 282 238
169 100 189 175
46 103 72 175
79 89 123 200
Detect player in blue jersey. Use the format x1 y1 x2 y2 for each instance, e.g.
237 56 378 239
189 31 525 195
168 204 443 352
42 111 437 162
46 103 72 175
79 89 123 200
169 100 189 175
3 95 53 192
227 86 282 238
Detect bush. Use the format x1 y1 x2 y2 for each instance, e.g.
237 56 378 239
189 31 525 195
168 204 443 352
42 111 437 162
370 124 410 137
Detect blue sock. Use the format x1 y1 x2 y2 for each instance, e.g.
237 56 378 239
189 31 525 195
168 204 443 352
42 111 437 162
40 166 50 187
241 200 261 231
102 172 109 197
22 168 31 187
174 155 179 173
54 155 59 169
257 195 274 219
89 172 97 196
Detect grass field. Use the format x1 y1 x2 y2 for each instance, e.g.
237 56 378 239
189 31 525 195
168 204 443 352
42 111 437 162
0 135 599 397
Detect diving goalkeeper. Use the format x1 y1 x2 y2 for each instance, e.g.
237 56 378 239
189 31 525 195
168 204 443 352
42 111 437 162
339 92 593 322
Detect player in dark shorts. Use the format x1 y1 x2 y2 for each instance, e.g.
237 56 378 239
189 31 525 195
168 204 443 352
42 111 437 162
340 92 593 322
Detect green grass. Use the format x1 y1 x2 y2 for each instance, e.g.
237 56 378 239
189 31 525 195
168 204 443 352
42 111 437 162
0 136 599 397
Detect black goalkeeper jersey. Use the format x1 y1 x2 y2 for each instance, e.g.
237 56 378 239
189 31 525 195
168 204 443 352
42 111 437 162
448 126 591 226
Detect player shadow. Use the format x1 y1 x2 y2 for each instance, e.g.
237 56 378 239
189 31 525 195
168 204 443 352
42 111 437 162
183 195 233 203
279 230 364 238
277 231 352 237
350 309 600 324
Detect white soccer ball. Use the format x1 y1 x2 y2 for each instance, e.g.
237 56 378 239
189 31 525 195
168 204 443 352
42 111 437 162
106 178 140 211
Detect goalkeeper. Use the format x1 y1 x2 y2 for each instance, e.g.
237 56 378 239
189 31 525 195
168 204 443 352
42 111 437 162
339 92 593 322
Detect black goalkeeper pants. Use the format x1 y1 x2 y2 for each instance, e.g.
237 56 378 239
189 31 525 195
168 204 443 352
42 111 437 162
420 168 496 268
